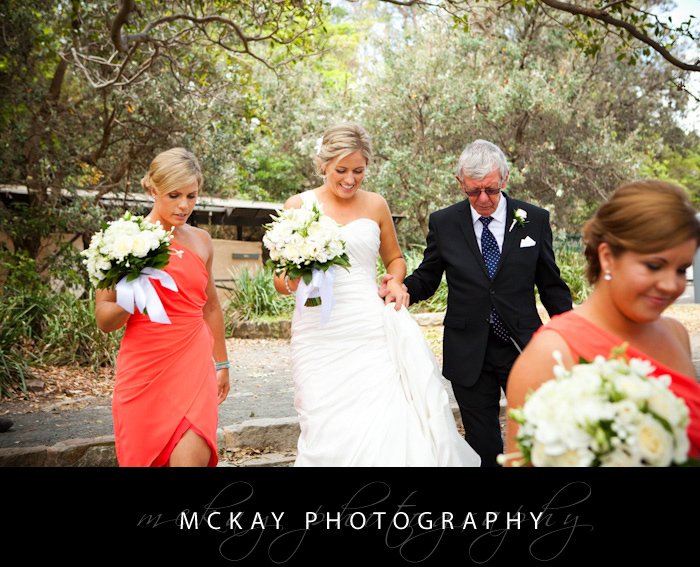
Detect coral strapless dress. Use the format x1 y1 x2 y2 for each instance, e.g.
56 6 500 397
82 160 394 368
112 240 218 467
544 311 700 458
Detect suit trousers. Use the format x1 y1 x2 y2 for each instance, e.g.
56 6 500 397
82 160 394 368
452 329 519 467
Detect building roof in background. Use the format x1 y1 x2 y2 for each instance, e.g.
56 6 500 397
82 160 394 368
0 185 405 226
0 184 282 226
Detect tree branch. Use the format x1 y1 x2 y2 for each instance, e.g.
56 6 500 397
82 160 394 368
111 0 136 52
537 0 700 72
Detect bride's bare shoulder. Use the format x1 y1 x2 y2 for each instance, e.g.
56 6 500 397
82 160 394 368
284 193 304 209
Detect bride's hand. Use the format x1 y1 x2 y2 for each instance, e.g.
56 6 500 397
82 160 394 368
385 279 409 311
378 274 394 298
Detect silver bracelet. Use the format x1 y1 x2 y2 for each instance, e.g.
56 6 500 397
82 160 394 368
284 275 294 295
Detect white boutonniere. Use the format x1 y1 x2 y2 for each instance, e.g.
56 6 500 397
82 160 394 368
509 208 528 232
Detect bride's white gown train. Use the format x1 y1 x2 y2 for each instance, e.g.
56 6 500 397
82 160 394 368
291 190 480 466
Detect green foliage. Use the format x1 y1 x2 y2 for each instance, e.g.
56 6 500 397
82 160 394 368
640 138 700 208
0 263 48 394
36 290 123 370
237 141 306 201
377 248 449 313
0 253 120 395
223 267 295 332
470 0 699 72
359 14 671 238
0 198 107 291
0 0 326 286
552 232 591 305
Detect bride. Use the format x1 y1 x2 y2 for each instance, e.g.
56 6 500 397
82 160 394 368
273 122 479 466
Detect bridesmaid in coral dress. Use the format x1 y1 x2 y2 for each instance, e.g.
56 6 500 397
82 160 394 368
95 148 230 467
506 180 700 462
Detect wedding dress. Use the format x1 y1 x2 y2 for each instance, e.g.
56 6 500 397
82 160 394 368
291 190 480 466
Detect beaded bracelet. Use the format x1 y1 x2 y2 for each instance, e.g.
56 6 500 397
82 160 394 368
215 361 231 371
284 275 294 295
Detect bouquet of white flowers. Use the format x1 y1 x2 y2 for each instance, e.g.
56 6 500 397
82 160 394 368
263 203 350 325
81 212 178 324
507 347 691 467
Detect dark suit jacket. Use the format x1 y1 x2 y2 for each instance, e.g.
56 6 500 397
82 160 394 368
404 194 572 387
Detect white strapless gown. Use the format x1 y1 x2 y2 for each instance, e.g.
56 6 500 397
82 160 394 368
290 191 480 467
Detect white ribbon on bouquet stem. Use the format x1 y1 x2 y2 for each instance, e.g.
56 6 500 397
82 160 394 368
295 267 336 327
115 267 178 324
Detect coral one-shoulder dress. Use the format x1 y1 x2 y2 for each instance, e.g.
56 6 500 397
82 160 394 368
112 240 218 467
544 311 700 459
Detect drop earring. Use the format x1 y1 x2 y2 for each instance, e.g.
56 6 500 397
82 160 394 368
603 270 612 281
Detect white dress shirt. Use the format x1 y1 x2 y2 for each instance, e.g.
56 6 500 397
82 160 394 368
470 194 508 253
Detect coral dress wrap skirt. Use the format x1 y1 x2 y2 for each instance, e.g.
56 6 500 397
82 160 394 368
112 241 218 467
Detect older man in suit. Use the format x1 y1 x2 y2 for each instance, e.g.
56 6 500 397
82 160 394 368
383 140 572 466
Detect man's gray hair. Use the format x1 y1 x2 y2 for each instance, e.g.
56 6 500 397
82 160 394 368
455 140 509 181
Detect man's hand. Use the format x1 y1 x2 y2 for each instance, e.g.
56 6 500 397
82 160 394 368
378 274 409 311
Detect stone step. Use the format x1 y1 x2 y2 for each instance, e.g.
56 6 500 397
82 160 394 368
218 452 295 467
0 435 117 467
0 404 504 466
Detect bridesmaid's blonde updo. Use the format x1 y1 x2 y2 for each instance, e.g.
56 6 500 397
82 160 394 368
313 122 372 176
141 147 203 196
583 180 700 284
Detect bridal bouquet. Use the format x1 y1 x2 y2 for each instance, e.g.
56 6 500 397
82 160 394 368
263 203 350 324
507 349 691 467
81 211 178 324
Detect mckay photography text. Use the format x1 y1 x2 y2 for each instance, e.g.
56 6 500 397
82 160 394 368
137 480 594 562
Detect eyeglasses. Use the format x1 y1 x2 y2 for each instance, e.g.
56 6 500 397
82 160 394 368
459 182 502 198
463 187 501 198
457 177 502 198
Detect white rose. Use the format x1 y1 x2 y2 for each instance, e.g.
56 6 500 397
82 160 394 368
111 235 134 259
130 235 150 257
600 448 640 467
615 374 652 402
673 429 691 464
635 415 673 466
307 221 325 239
530 442 554 467
628 357 656 378
298 240 317 260
613 399 640 424
548 448 592 467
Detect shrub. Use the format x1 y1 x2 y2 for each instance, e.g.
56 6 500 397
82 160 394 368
38 290 123 370
0 252 121 395
377 247 448 313
552 232 591 304
223 267 295 334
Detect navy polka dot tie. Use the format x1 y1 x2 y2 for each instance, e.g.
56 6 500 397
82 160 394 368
479 217 510 342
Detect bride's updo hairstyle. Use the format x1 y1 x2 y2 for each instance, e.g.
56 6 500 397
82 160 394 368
141 147 203 196
583 180 700 284
313 122 372 176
